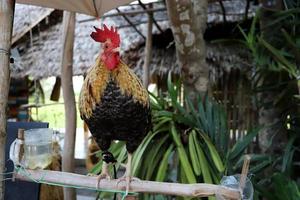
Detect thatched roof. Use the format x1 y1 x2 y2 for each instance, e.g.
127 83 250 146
12 4 54 44
10 1 255 79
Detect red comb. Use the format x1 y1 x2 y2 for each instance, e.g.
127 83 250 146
90 24 120 47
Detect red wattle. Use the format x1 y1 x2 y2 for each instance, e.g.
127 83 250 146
102 53 120 70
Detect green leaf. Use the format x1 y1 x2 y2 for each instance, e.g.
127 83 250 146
233 154 270 170
258 37 297 77
193 134 213 184
188 131 202 176
199 132 225 173
156 144 174 181
213 104 220 147
152 117 170 131
197 96 209 133
89 159 102 174
186 96 201 127
115 145 127 170
170 123 197 183
132 131 161 175
282 135 297 173
272 173 300 200
144 134 169 179
205 96 214 139
154 110 173 118
167 73 178 103
228 127 260 160
250 158 272 174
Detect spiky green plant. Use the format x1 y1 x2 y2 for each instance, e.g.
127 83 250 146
236 1 300 199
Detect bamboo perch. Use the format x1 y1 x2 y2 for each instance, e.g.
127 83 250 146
14 169 241 199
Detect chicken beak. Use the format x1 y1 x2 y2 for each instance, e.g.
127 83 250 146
112 47 120 53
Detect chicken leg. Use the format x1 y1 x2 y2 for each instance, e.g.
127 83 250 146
117 153 139 195
94 162 111 189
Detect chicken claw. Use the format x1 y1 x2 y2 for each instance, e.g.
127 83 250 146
88 162 111 189
116 176 140 195
116 153 139 195
96 172 111 189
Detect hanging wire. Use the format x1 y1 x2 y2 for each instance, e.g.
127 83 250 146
0 161 18 182
113 165 117 200
0 48 9 55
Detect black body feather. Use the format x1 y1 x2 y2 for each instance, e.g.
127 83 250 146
83 79 151 153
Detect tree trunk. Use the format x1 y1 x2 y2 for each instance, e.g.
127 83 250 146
258 0 286 153
60 11 76 200
165 0 209 100
257 79 286 153
0 1 15 199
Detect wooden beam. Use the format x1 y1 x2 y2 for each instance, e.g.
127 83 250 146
116 8 146 40
142 4 153 87
138 0 163 33
218 0 227 23
78 0 231 24
0 1 15 199
11 9 53 45
78 7 166 23
107 7 166 19
14 169 241 199
60 11 76 200
117 18 166 29
244 0 250 20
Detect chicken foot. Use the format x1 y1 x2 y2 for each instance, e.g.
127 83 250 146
88 162 111 189
116 153 140 195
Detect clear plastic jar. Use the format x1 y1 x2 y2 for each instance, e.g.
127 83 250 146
24 128 53 169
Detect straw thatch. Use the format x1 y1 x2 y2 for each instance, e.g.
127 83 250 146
10 0 255 80
12 5 54 44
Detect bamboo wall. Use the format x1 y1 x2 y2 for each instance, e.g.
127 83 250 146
211 68 259 151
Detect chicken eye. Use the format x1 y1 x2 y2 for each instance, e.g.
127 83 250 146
104 44 108 49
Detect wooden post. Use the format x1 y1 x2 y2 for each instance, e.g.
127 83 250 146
0 1 15 199
240 155 251 192
60 11 76 200
142 4 153 87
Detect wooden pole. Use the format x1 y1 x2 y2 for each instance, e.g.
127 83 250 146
60 11 76 200
240 155 251 192
78 7 166 23
0 1 15 199
15 169 241 199
142 4 153 87
116 8 146 40
138 0 163 33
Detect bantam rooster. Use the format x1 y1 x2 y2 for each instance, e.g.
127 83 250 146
79 25 151 192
